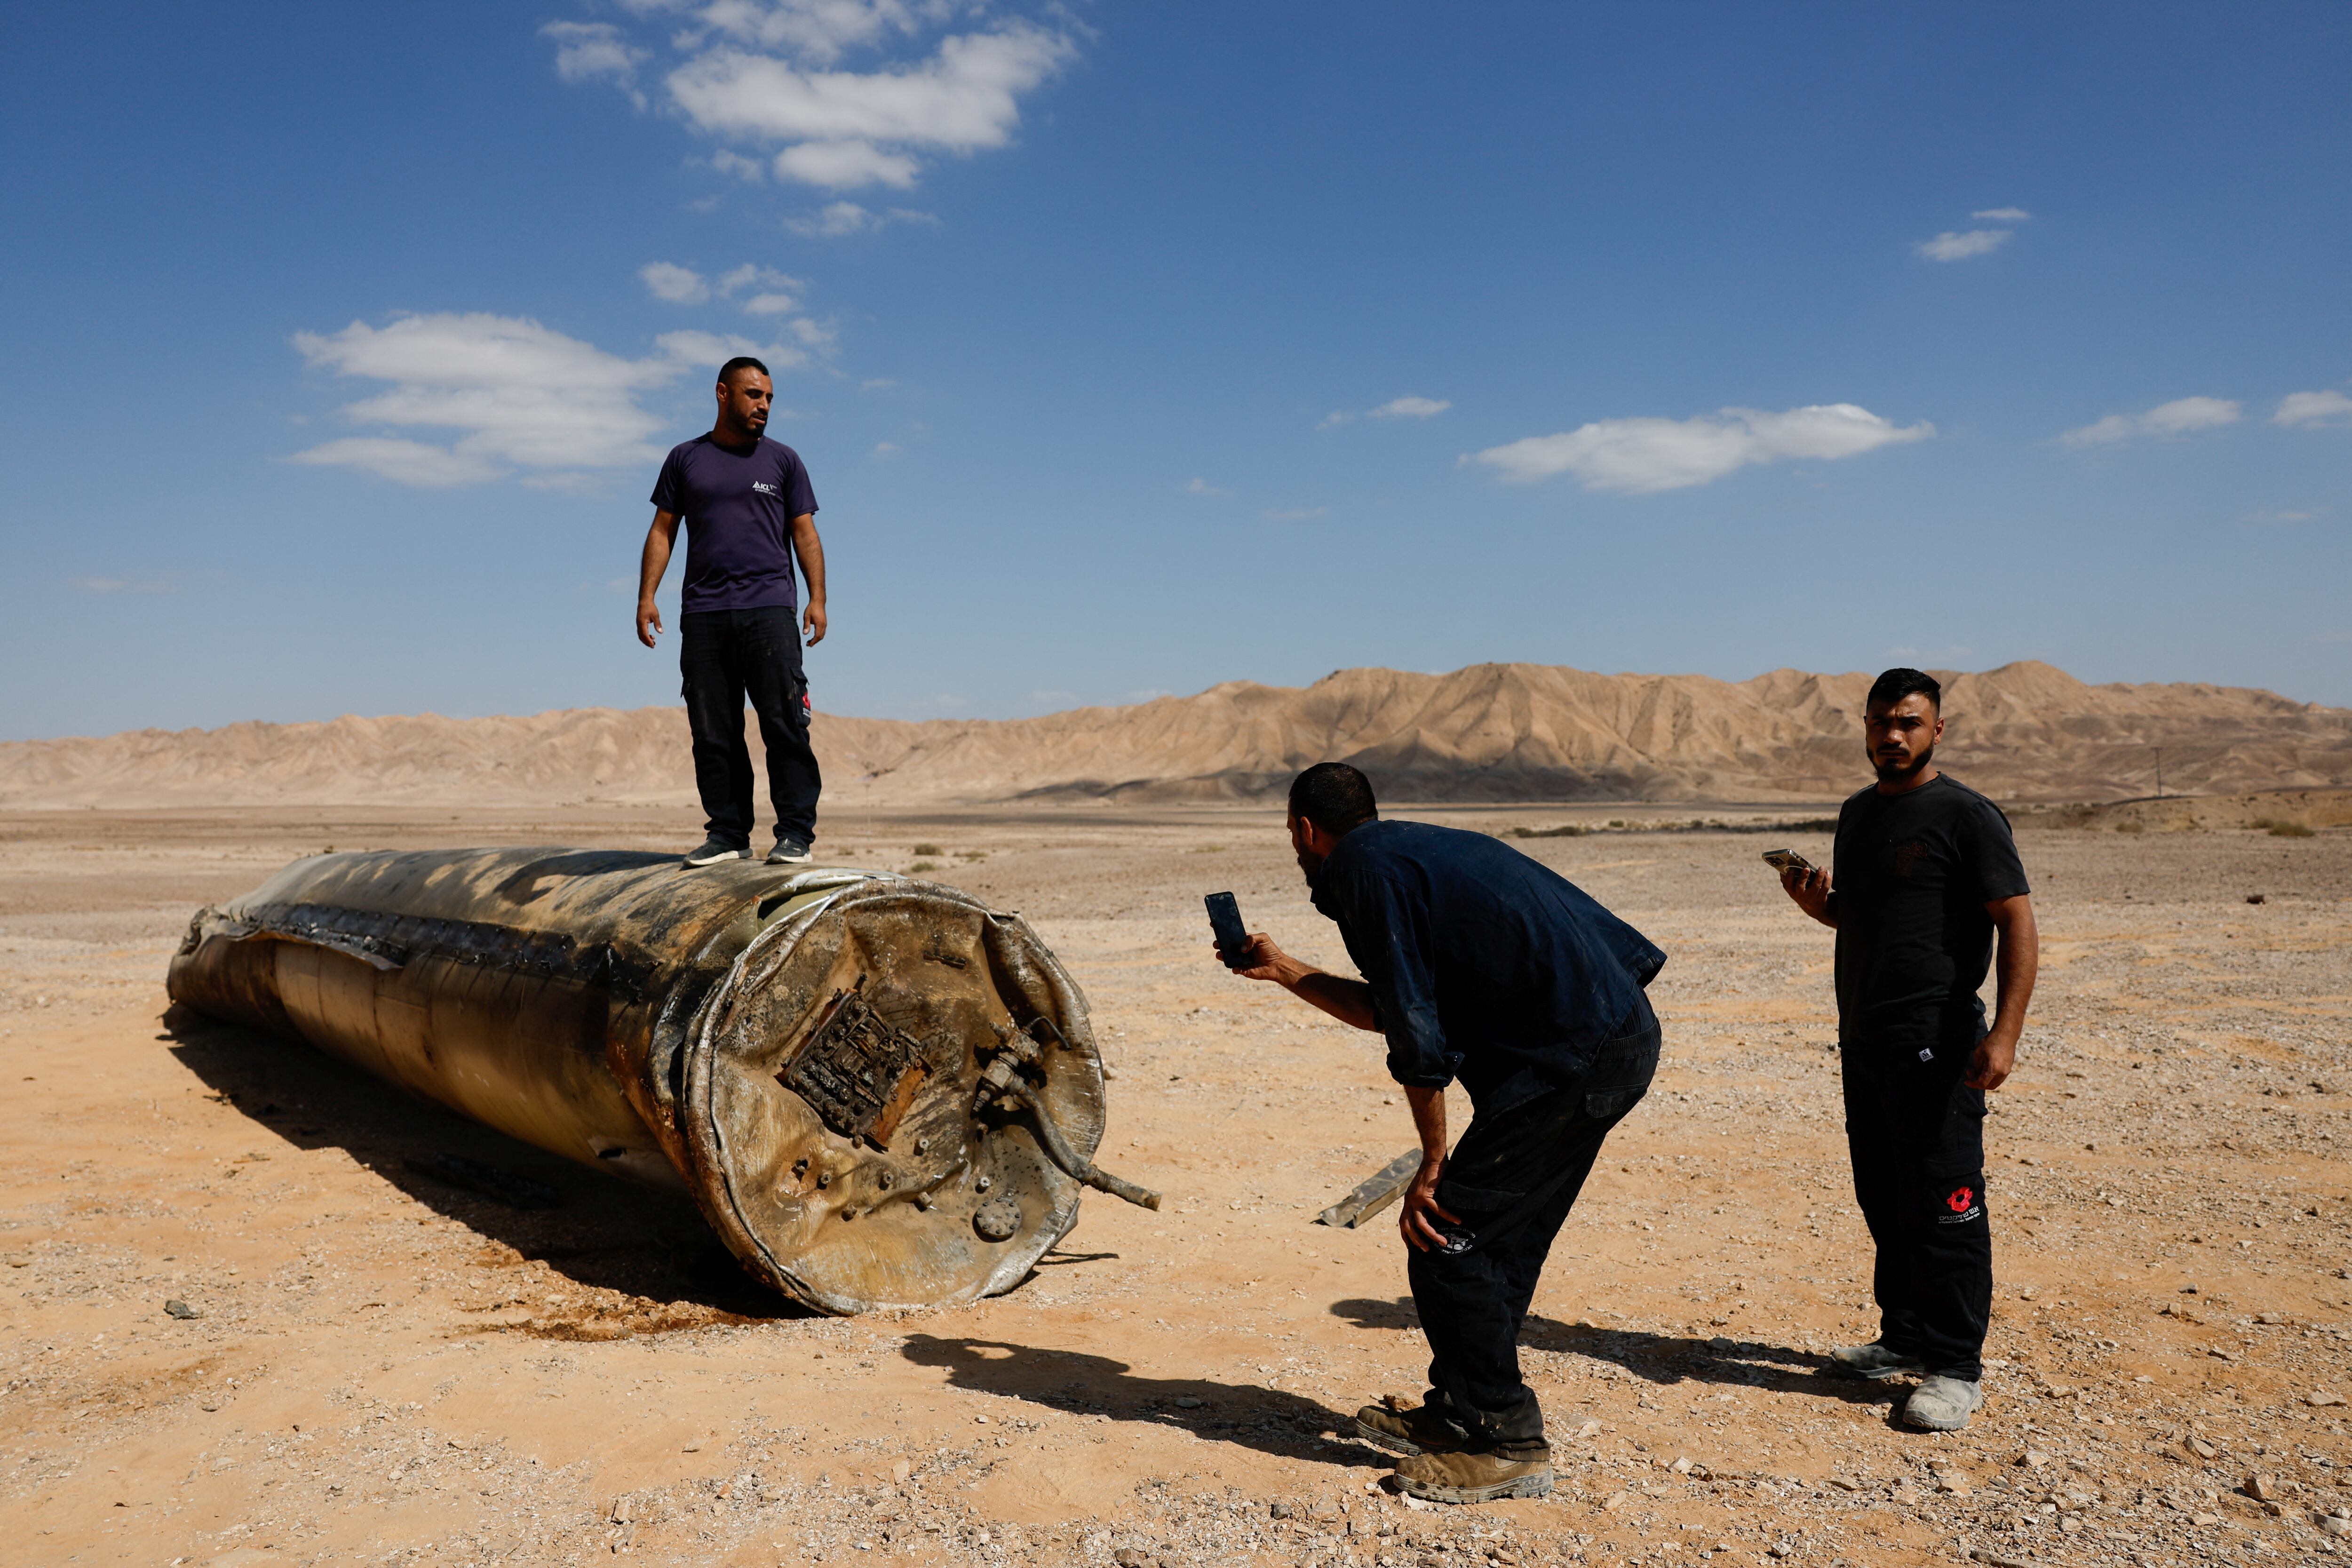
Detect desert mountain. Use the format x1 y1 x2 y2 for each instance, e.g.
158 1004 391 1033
3 661 2346 809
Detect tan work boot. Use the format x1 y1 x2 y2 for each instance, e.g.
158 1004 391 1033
1353 1394 1466 1457
1392 1443 1554 1504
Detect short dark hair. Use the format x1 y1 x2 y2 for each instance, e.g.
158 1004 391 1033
1288 762 1378 837
1867 667 1942 710
717 356 770 386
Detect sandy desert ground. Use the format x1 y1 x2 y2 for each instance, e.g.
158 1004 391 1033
2 802 2349 1568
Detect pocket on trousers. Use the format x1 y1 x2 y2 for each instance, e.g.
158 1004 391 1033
1584 1082 1649 1122
1435 1179 1520 1214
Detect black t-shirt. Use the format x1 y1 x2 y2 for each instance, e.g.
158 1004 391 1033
1830 774 2030 1045
649 434 818 614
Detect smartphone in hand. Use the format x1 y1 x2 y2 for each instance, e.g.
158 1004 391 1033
1762 849 1815 876
1205 892 1250 968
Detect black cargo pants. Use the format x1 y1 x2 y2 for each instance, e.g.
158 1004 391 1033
1841 1038 1992 1381
680 606 822 850
1405 993 1661 1451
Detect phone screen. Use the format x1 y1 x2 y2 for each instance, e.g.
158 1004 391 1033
1205 892 1250 967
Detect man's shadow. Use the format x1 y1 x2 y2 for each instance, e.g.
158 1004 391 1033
160 1004 806 1319
899 1335 1389 1467
1330 1297 1902 1411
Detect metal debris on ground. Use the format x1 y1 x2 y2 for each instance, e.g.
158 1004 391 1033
168 847 1157 1313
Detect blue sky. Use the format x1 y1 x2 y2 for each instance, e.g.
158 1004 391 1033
4 1 2350 740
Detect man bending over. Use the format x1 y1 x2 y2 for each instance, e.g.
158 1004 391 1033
1227 764 1667 1504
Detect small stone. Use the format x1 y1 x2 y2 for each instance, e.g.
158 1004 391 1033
2184 1435 2218 1460
2247 1473 2278 1501
1270 1502 1293 1519
2319 1514 2352 1538
1668 1456 1691 1475
1598 1491 1629 1512
681 1441 702 1453
1113 1549 1151 1568
1767 1545 1792 1560
2192 1512 2221 1527
890 1459 911 1483
2308 1391 2347 1408
2017 1449 2052 1469
1571 1419 1602 1439
1939 1476 1972 1496
164 1299 202 1320
1174 1396 1204 1410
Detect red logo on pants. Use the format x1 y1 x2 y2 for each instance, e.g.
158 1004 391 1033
1946 1185 1974 1213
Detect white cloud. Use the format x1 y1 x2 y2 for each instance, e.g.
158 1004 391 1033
543 22 649 91
550 7 1076 193
715 263 803 316
640 261 711 303
709 148 767 181
2058 396 2242 447
1263 506 1329 521
2275 389 2352 428
1916 229 2012 262
784 199 938 236
872 440 901 457
286 436 507 487
1315 410 1354 430
1971 207 2032 222
665 22 1074 189
1468 402 1933 494
772 139 922 189
286 312 801 488
1184 478 1231 498
1368 396 1451 420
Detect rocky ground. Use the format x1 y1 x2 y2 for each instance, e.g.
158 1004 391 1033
0 801 2347 1568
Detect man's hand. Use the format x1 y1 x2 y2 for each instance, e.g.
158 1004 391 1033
1966 1027 2018 1091
1217 933 1379 1031
1221 932 1307 987
1781 864 1834 927
1398 1156 1461 1252
636 599 664 648
803 600 828 646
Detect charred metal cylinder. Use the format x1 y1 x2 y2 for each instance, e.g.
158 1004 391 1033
166 848 1144 1314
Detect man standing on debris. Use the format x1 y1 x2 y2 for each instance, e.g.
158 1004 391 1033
636 356 827 868
1225 763 1667 1504
1779 667 2038 1433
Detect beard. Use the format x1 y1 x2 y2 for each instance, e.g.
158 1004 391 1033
1294 845 1325 886
1873 742 1936 783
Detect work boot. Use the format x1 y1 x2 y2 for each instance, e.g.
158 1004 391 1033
1828 1342 1927 1381
683 836 747 868
766 836 813 865
1901 1375 1984 1432
1353 1394 1467 1457
1391 1443 1554 1504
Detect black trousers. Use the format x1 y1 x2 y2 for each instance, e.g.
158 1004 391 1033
1841 1041 1992 1381
679 607 822 848
1405 995 1661 1451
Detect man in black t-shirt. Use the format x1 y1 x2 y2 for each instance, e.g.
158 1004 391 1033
635 356 828 867
1780 668 2039 1432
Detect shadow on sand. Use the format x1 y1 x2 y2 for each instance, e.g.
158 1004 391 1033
1328 1296 1912 1423
899 1334 1392 1468
159 1003 810 1322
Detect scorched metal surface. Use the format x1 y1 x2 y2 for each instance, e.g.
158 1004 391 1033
165 847 1127 1314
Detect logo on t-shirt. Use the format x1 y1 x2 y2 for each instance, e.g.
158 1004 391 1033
1938 1183 1982 1224
751 481 780 496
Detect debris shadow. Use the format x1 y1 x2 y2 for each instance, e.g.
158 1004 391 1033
160 1004 810 1322
899 1335 1390 1468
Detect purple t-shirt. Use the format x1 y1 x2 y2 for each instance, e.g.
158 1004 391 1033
649 434 818 615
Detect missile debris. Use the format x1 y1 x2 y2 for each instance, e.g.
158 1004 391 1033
1316 1149 1422 1228
168 847 1158 1313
